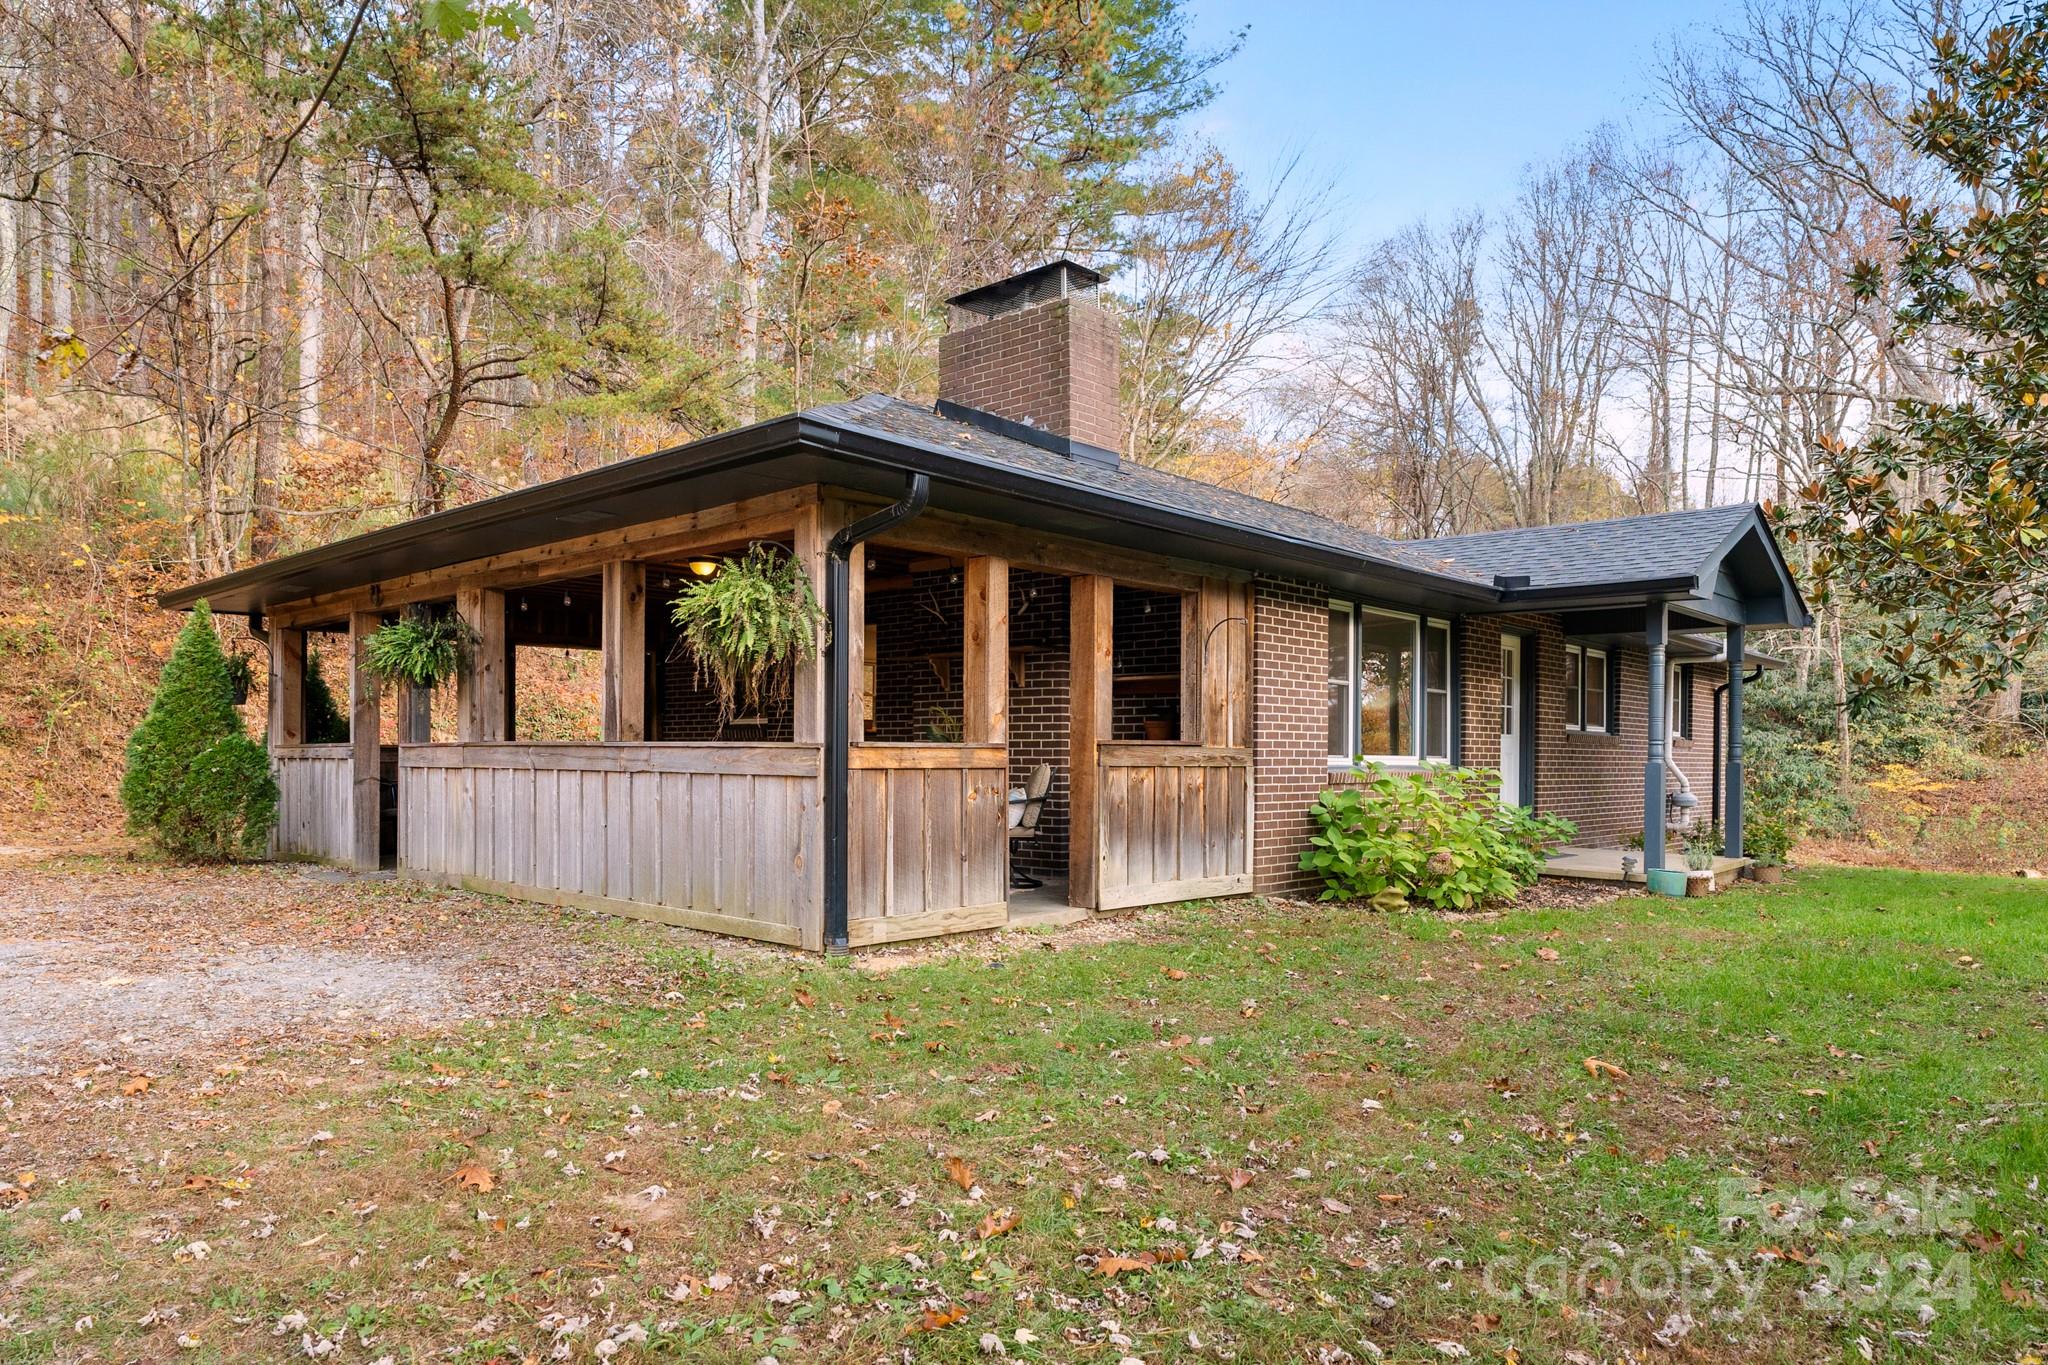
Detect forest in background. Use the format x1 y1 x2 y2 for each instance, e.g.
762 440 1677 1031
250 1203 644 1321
0 0 2041 863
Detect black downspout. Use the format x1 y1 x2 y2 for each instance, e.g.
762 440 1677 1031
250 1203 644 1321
1710 664 1765 827
823 474 930 956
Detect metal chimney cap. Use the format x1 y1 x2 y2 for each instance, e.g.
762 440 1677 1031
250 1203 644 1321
945 259 1106 319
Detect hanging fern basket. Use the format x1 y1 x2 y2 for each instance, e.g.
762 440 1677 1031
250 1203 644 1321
362 610 476 691
668 544 824 724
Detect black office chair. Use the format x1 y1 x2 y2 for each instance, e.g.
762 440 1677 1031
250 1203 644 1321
1007 764 1053 889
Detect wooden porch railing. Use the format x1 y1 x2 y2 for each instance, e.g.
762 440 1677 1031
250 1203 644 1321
398 742 822 946
272 744 355 863
846 744 1009 947
1096 743 1253 909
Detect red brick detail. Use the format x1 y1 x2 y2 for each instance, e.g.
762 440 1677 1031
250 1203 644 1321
937 298 1120 451
1250 576 1328 895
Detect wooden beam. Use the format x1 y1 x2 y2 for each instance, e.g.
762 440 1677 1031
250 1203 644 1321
862 501 1222 593
455 587 507 743
601 560 647 741
1068 574 1114 909
266 486 817 626
269 626 304 748
347 610 382 871
962 556 1009 743
398 682 432 744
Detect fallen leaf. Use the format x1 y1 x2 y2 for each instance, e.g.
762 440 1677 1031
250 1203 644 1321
975 1209 1020 1240
912 1304 968 1332
452 1162 497 1193
944 1155 975 1192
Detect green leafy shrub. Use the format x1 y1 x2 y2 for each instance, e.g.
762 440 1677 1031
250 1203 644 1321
1300 764 1576 910
669 543 823 722
120 601 278 860
1743 811 1793 867
362 609 473 689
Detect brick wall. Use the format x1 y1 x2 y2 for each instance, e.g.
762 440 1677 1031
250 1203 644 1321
866 570 965 742
1111 585 1182 741
1250 576 1329 895
937 297 1121 452
1007 571 1070 881
1453 615 1725 845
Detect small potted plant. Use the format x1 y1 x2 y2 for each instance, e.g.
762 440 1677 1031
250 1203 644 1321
1682 837 1717 896
223 649 256 706
1744 814 1791 884
362 608 475 691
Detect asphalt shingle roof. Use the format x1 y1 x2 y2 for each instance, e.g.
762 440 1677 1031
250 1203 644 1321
1412 503 1761 591
810 394 1493 585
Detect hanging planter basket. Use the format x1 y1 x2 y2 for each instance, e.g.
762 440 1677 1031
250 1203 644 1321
668 543 824 724
362 610 476 691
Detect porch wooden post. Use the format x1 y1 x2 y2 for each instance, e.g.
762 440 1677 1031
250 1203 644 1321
347 609 382 871
1642 603 1669 872
1189 578 1249 748
398 679 431 744
269 625 304 748
846 542 867 743
456 587 507 742
601 561 647 742
1723 624 1745 860
793 500 837 745
963 556 1009 743
1069 574 1114 907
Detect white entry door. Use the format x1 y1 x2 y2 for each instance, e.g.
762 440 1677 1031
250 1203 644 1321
1498 636 1524 806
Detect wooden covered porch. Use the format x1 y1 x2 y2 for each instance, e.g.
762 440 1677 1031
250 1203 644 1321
260 483 1254 952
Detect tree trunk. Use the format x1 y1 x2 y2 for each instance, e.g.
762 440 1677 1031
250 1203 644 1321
296 144 324 449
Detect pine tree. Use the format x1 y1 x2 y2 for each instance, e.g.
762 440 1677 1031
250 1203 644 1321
121 602 279 859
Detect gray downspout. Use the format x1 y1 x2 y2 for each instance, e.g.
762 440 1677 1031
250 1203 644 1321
823 474 930 956
1710 662 1765 829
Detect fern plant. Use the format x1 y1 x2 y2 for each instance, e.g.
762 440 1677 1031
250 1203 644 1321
362 609 474 689
669 544 824 723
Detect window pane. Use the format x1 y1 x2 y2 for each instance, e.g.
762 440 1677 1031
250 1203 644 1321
1423 623 1450 760
1356 611 1412 756
1563 648 1581 728
1327 608 1352 756
1583 653 1608 731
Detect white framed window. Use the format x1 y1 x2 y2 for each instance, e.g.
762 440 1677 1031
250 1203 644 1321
1666 662 1695 742
1328 603 1451 765
1564 643 1609 732
1423 619 1452 761
1327 603 1354 761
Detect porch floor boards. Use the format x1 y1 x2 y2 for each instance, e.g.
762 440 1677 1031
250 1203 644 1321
1006 877 1090 928
1543 845 1751 884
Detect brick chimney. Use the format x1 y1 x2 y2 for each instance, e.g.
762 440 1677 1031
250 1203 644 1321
937 260 1120 463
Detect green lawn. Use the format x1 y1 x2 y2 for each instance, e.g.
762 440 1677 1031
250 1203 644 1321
6 867 2046 1363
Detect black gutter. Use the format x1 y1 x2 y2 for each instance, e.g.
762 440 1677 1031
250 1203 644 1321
1495 574 1700 606
823 473 930 955
806 419 1502 606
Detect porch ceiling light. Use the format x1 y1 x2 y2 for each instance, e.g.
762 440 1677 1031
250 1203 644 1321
687 559 720 578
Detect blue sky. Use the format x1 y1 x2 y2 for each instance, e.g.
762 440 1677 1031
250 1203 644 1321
1182 0 1748 248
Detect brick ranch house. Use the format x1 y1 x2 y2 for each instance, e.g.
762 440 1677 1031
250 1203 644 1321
165 261 1809 953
